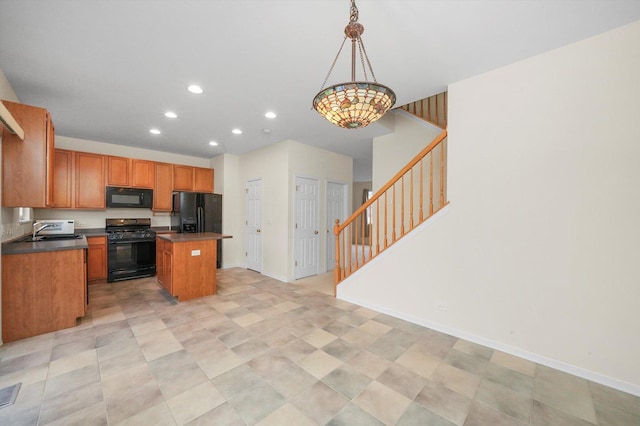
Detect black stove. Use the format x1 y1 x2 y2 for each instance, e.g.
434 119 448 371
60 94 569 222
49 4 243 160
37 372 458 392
106 218 156 282
106 218 156 241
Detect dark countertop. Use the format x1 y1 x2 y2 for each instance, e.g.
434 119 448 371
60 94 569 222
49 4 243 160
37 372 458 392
77 228 107 237
158 232 232 242
2 235 88 255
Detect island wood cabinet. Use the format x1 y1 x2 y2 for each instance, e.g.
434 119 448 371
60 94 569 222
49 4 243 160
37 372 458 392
107 156 155 188
156 236 217 301
87 236 107 282
153 162 173 211
173 165 214 193
156 237 172 294
1 100 55 207
2 249 86 343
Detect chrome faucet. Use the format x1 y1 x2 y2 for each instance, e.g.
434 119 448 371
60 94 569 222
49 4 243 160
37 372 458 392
32 222 53 240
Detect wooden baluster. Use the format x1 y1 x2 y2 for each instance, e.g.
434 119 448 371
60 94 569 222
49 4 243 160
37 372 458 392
419 157 424 222
375 198 379 255
410 168 414 230
360 210 365 265
334 219 340 292
440 141 445 207
401 176 405 236
429 150 434 215
392 184 397 243
384 192 388 249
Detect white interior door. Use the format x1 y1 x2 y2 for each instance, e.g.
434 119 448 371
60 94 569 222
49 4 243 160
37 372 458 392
326 182 347 272
246 179 262 272
294 176 320 279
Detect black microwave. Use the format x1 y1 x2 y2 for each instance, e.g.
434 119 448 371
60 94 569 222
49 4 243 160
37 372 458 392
106 186 153 208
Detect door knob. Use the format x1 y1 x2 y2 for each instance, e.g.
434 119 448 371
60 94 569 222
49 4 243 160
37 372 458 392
257 229 261 233
314 230 319 234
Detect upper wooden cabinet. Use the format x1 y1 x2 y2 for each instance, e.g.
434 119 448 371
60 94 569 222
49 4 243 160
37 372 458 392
1 101 55 207
153 162 173 211
75 152 106 209
131 159 154 188
194 167 214 193
107 156 154 188
50 149 73 208
173 165 214 193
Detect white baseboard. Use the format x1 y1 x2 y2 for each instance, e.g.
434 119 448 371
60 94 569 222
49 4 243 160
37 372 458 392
337 293 640 397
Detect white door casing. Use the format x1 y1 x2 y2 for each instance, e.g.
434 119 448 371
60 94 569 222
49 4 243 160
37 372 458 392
326 181 348 272
246 179 262 272
294 176 320 279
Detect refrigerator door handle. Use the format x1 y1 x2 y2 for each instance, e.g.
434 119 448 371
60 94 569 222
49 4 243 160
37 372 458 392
197 206 204 233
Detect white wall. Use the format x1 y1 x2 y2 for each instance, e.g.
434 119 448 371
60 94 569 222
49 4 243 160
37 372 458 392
339 20 640 395
235 139 353 281
372 111 442 192
210 153 244 268
287 140 353 277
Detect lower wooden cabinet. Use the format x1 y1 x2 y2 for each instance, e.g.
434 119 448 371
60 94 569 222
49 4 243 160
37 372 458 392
87 236 107 282
2 249 86 343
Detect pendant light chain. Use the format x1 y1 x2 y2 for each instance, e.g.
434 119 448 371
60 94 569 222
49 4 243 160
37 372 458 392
318 36 348 92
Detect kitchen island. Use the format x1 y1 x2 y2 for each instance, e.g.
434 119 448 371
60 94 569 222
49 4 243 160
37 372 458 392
156 232 231 302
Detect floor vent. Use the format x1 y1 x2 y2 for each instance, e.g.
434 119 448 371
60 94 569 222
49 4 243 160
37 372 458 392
0 383 21 409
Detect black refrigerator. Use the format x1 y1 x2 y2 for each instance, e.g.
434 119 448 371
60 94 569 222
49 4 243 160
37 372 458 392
172 192 222 268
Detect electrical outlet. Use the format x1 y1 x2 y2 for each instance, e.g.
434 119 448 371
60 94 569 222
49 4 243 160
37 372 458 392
77 221 87 228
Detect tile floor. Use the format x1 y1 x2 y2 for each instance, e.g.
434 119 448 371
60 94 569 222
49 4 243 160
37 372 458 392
0 268 638 425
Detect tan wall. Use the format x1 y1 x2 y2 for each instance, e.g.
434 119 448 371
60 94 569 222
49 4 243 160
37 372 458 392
340 20 640 395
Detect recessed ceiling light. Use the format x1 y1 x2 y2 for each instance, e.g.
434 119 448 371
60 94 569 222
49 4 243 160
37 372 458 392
265 111 277 119
187 85 204 94
232 128 242 135
164 111 177 118
209 141 218 146
149 128 161 135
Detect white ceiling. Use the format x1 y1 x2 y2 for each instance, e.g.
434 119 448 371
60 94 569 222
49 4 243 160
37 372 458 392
1 1 640 181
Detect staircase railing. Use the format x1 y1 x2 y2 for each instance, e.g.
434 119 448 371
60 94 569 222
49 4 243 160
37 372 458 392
399 91 447 129
334 128 448 291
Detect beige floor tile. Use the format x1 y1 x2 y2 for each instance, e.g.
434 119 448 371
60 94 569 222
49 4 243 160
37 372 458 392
256 403 316 426
358 319 392 336
116 401 177 426
232 312 263 327
300 328 338 348
136 328 184 362
348 350 392 379
130 318 167 336
298 349 343 379
490 351 536 377
47 349 98 379
431 362 482 399
396 349 441 379
166 381 226 425
197 349 244 378
353 380 412 425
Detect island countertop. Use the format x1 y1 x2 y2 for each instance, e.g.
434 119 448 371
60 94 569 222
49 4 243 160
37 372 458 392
157 232 232 242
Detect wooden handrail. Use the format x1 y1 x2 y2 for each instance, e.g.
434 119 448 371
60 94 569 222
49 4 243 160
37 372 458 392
336 130 447 235
334 128 448 289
